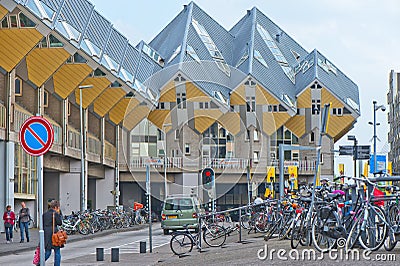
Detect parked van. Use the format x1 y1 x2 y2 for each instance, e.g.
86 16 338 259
161 195 203 235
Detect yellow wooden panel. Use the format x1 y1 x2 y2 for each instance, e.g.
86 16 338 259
335 121 355 142
262 113 290 136
75 77 110 108
26 48 70 86
0 5 8 20
285 116 306 138
230 85 245 105
53 64 93 99
94 87 125 117
219 112 241 135
123 106 150 130
159 81 176 102
0 29 42 72
321 88 343 108
327 115 354 141
186 82 206 100
193 109 222 133
297 88 311 108
109 98 139 124
258 85 279 105
148 110 171 129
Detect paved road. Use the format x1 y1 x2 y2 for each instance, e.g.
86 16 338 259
0 223 168 265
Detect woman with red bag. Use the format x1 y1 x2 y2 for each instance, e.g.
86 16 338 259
3 205 15 243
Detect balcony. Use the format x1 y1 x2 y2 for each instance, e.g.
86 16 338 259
271 159 317 175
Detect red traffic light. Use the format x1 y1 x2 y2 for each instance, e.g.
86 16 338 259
205 170 211 177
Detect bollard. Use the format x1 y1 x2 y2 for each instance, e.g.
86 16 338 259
96 248 104 261
111 248 119 262
140 241 146 253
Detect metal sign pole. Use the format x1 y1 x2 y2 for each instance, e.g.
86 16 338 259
146 165 152 253
38 155 45 266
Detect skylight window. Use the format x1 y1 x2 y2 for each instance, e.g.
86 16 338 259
102 54 118 72
168 45 181 64
192 18 230 76
291 50 301 62
133 79 146 93
82 39 101 59
282 94 294 108
60 21 80 42
256 23 295 83
213 91 227 104
254 50 268 68
142 43 164 66
26 0 55 22
119 68 133 84
236 51 248 67
186 45 201 63
346 98 359 111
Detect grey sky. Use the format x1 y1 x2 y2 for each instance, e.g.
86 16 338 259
91 0 400 176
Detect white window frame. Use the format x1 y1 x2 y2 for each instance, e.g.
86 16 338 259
185 143 190 155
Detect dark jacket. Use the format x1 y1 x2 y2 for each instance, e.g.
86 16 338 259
43 209 62 250
19 207 30 223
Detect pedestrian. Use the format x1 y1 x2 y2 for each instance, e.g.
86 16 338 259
43 200 63 266
3 205 15 244
18 201 30 243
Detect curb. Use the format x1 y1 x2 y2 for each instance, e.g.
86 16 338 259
0 224 149 257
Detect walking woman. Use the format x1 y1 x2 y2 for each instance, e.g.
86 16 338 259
43 200 63 266
3 205 15 243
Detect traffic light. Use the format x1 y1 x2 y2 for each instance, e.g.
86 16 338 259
202 167 214 190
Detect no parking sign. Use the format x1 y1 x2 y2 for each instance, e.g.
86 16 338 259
19 116 54 156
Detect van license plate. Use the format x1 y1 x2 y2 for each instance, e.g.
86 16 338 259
168 215 178 219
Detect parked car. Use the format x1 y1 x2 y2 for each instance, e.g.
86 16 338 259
161 195 204 235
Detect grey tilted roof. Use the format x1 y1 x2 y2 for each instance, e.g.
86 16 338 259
15 0 359 111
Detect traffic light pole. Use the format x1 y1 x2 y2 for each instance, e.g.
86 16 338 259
146 165 152 253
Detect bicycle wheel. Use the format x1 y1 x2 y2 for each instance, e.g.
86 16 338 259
346 210 363 251
203 224 226 247
358 205 388 251
311 213 339 252
170 233 193 256
240 213 252 230
291 214 306 249
78 222 89 235
384 231 397 251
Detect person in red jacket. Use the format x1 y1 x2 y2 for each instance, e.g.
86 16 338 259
3 205 15 243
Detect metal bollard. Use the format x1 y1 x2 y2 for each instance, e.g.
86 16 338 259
140 241 146 253
96 248 104 261
111 248 119 262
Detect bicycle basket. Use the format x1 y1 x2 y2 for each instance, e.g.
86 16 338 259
318 206 334 220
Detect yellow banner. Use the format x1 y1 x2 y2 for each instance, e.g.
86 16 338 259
388 162 393 176
288 165 298 190
363 162 369 177
316 165 321 186
338 164 344 176
267 166 275 183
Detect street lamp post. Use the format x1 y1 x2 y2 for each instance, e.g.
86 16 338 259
368 101 386 175
79 85 93 211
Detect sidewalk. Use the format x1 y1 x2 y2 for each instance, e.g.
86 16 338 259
0 224 147 256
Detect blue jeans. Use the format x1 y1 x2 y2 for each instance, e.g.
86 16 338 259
5 226 13 241
19 221 29 240
45 247 61 266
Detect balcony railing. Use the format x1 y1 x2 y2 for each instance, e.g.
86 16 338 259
271 159 317 173
130 157 183 169
87 134 101 155
0 103 6 128
104 140 116 160
202 158 249 169
67 127 81 150
14 105 31 132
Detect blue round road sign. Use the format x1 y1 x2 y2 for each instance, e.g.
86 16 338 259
19 116 54 156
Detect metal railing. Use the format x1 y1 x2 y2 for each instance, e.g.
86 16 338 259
87 134 101 155
130 157 183 169
14 105 31 132
67 127 81 150
0 103 6 128
271 159 317 173
104 140 116 160
202 158 249 169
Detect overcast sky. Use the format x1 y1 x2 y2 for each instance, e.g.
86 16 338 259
91 0 400 176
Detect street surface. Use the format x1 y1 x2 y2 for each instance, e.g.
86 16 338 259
1 224 399 265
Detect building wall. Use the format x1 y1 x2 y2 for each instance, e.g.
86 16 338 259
96 168 115 209
43 172 60 211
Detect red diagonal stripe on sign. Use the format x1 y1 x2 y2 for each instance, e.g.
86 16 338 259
27 126 46 147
